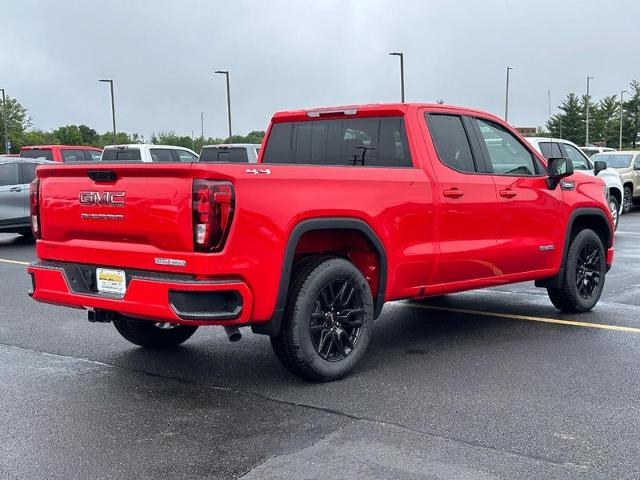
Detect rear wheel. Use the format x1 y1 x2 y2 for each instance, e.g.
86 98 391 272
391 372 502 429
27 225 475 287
113 317 198 349
623 186 633 213
608 196 620 230
547 229 606 313
270 256 373 381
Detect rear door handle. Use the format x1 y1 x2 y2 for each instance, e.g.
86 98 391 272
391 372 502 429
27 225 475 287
499 189 517 198
9 187 22 192
443 188 464 199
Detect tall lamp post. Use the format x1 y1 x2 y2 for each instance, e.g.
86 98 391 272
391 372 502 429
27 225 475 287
504 66 513 122
620 90 628 150
99 79 117 140
389 52 405 103
215 70 232 141
585 76 594 146
0 88 8 154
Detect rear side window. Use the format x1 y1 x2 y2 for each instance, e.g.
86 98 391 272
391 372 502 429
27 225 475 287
426 114 476 173
538 142 563 160
149 149 174 163
177 150 198 162
88 150 102 161
262 117 412 167
0 162 19 186
200 147 248 163
20 149 53 161
21 163 38 183
102 148 142 162
61 149 88 162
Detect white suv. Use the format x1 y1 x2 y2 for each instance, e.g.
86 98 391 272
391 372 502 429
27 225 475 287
526 137 624 229
101 144 199 163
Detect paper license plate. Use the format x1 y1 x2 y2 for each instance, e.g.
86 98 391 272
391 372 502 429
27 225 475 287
96 268 126 295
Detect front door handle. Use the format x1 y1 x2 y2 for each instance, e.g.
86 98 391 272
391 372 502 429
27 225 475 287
499 189 517 198
443 188 464 199
9 186 22 192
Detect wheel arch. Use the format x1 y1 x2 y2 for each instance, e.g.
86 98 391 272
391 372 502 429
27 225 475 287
535 207 612 289
252 217 387 335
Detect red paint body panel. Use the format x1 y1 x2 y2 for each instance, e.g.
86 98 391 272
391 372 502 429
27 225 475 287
28 103 615 327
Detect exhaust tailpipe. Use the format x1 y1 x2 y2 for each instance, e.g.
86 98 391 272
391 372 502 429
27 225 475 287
224 326 242 342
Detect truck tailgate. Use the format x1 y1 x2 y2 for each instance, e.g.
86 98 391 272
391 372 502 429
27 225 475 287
37 163 196 266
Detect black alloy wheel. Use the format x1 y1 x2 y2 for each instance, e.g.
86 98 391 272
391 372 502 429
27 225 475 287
310 279 364 362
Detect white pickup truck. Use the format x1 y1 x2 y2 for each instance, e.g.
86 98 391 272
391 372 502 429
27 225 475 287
101 144 199 163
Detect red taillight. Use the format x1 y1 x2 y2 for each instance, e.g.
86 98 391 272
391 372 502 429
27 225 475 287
192 180 234 252
30 178 41 239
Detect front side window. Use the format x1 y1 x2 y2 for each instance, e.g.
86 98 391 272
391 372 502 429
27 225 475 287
476 118 538 176
0 162 19 186
426 114 476 173
262 116 412 167
561 143 591 170
177 150 198 162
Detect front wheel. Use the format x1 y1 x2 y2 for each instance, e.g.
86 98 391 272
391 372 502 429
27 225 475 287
623 186 633 213
547 229 606 313
113 317 198 349
608 196 620 230
270 256 374 381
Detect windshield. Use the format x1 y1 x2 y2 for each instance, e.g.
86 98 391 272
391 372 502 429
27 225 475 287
592 154 633 168
20 149 53 161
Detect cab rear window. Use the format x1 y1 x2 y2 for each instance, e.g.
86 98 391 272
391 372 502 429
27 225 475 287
20 149 53 161
199 147 248 163
102 148 142 161
262 117 412 167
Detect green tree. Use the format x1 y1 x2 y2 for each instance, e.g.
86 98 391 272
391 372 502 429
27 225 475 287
591 96 619 147
51 125 83 145
0 96 31 153
78 124 99 145
622 80 640 148
547 93 585 144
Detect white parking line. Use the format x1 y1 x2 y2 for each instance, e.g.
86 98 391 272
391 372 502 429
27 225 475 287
0 258 30 266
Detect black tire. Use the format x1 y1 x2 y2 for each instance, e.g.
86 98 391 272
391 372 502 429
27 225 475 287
270 256 374 381
608 196 620 230
113 317 198 349
623 186 633 213
547 229 606 313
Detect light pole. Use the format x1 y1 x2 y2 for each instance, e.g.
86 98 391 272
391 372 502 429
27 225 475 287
620 90 628 150
504 66 513 122
389 52 405 103
0 88 8 154
99 79 116 140
200 112 205 139
585 76 594 146
215 70 232 141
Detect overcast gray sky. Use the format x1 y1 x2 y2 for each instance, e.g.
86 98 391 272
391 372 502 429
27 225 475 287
2 0 638 139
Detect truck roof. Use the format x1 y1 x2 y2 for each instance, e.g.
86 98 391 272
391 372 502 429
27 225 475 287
271 103 496 122
21 145 102 151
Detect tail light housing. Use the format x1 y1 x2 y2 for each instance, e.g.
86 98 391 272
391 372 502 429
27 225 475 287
192 180 234 252
30 178 41 239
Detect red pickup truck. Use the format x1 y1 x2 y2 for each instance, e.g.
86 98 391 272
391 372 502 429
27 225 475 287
28 103 614 381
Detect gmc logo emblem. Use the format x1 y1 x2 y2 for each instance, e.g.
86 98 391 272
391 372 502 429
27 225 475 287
79 191 126 207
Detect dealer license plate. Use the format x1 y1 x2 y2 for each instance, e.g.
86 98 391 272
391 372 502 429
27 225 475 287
96 268 126 295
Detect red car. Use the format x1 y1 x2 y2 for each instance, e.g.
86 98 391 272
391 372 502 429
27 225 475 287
20 145 102 162
28 103 614 381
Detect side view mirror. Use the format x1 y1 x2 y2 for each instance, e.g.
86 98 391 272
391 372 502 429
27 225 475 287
594 160 607 176
547 157 574 189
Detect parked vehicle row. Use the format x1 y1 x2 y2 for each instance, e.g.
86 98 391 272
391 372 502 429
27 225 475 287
27 103 615 381
0 156 53 235
591 151 640 213
526 137 624 228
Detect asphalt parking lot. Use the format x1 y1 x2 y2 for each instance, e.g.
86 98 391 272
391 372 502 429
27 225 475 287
1 211 639 480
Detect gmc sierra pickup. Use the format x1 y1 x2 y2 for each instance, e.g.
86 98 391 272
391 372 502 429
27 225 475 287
27 103 615 381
